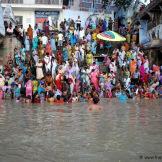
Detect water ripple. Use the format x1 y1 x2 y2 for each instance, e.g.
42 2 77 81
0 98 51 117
0 99 162 162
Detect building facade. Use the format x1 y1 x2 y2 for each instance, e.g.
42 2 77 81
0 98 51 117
1 0 62 30
1 0 114 31
132 0 162 65
64 0 114 27
69 0 103 12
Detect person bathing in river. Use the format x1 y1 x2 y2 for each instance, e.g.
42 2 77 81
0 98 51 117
88 96 102 112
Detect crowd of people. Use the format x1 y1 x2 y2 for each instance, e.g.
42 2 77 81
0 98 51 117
0 16 162 105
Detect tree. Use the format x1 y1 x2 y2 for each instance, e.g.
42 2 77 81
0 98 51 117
102 0 133 9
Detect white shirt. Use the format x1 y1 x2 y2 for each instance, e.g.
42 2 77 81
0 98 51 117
109 62 117 73
44 55 52 71
132 51 137 59
7 27 13 33
144 59 149 69
125 77 131 88
76 18 81 24
74 30 79 36
33 30 37 38
119 51 125 61
58 33 63 41
42 36 48 45
19 28 24 36
79 29 85 39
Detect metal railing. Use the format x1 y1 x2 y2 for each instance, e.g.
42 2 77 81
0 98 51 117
1 0 61 4
79 0 102 12
1 0 23 3
35 0 60 4
148 24 162 40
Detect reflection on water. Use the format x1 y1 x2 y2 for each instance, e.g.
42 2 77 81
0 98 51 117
0 99 162 162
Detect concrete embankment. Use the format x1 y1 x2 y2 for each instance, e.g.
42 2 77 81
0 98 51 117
0 36 21 65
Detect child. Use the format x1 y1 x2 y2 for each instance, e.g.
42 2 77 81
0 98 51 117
38 83 45 97
72 93 78 103
107 89 113 98
47 90 55 103
25 79 33 99
3 81 11 99
144 87 153 99
99 73 105 90
40 92 45 103
14 84 21 100
54 95 64 104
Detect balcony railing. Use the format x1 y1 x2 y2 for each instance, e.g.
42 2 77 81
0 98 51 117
147 22 156 31
148 24 162 41
1 0 61 5
35 0 60 4
1 0 23 3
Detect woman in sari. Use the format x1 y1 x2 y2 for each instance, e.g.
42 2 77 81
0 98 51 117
140 63 145 83
25 79 33 98
90 69 99 91
27 24 33 41
36 60 44 80
86 51 93 66
129 59 137 76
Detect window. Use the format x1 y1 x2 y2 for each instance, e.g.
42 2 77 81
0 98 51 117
1 0 23 3
15 16 23 26
94 0 102 3
35 0 60 5
69 0 74 6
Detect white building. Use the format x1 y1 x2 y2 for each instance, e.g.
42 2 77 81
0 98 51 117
1 0 115 31
1 0 62 30
61 0 115 27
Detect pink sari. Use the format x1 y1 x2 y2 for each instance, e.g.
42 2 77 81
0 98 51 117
25 80 33 97
140 64 145 81
90 71 99 90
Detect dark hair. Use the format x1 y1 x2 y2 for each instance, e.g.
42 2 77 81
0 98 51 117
56 95 61 100
48 91 54 98
93 97 100 104
5 81 8 86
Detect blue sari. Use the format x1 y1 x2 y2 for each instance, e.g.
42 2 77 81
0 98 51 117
63 47 69 62
70 35 77 46
32 37 38 50
91 41 97 55
50 38 56 51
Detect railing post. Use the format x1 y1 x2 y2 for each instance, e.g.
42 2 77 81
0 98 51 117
59 0 62 5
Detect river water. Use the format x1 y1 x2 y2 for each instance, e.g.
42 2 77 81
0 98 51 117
0 99 162 162
0 37 162 162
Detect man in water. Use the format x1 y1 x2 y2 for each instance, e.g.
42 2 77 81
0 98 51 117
88 97 102 112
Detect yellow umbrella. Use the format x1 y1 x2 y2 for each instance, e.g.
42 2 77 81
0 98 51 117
97 30 126 42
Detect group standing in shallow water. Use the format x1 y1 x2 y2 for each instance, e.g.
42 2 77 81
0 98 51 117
0 17 162 105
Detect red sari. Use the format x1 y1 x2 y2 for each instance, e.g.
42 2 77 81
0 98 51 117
57 50 62 65
55 74 62 91
45 42 52 55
